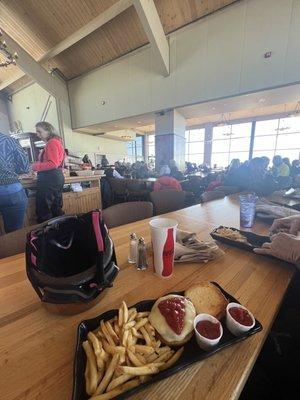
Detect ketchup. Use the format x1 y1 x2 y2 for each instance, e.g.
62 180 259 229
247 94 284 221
158 297 186 335
229 307 253 326
196 320 221 339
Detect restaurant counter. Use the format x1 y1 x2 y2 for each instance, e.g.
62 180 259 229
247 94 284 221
20 175 102 227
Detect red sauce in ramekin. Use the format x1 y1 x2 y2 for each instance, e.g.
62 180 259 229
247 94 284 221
196 320 221 339
229 307 253 326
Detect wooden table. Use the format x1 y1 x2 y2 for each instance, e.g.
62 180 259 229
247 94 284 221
267 191 300 211
0 195 295 400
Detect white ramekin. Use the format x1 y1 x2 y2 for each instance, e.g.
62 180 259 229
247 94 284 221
226 302 255 336
193 313 223 351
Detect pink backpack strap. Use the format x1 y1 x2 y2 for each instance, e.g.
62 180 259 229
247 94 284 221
92 210 104 252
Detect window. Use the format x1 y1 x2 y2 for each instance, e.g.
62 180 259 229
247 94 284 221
185 128 204 164
127 136 144 162
147 135 155 157
211 122 252 168
253 117 300 162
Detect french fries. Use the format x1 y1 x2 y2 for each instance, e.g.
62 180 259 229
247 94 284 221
83 301 184 399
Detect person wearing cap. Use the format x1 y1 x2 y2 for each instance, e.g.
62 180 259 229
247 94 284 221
153 165 182 191
254 215 300 267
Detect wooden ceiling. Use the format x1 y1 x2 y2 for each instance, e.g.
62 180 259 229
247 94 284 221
0 0 239 93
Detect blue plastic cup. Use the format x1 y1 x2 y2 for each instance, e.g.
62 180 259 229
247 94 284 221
239 194 258 228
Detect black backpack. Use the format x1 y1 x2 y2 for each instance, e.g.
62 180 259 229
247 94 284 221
26 210 118 304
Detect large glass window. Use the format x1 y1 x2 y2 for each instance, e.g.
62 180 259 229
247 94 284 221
127 136 144 162
211 122 252 168
185 128 205 164
252 117 300 161
147 134 155 157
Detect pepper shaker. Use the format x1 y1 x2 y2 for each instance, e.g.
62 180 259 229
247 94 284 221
128 233 138 264
137 237 148 270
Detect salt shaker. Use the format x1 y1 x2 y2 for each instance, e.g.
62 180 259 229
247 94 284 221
137 237 148 270
128 233 138 264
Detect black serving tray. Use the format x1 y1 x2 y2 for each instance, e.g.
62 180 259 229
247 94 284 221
210 226 270 252
72 282 262 400
255 212 276 224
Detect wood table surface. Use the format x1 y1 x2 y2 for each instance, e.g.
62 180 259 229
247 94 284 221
0 195 295 400
267 191 300 210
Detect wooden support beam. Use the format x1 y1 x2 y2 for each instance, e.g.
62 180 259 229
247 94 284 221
133 0 169 76
0 0 133 91
0 30 68 102
39 0 133 62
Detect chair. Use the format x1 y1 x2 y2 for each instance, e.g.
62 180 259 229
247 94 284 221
150 190 186 215
0 223 41 259
126 180 149 201
201 191 226 203
109 179 128 203
102 202 153 229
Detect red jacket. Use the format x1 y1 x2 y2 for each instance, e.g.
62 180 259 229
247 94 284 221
154 176 182 191
32 138 65 172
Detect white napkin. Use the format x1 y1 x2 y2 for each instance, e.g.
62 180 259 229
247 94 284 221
175 229 224 263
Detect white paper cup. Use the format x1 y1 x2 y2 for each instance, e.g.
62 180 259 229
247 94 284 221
149 218 178 278
194 314 223 351
226 302 255 336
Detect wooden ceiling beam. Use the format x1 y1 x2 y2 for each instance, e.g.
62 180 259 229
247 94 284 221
133 0 169 76
0 0 133 92
39 0 133 62
0 30 68 102
0 70 25 91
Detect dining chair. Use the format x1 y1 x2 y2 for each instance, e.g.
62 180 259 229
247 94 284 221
102 201 153 229
0 223 41 259
109 179 128 203
150 190 186 215
126 180 149 201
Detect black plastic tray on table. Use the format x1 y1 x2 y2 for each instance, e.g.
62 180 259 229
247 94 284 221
210 226 270 252
72 282 262 400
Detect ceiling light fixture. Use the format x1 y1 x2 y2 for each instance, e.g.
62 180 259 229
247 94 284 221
215 113 234 137
275 104 291 132
0 30 18 68
216 113 230 127
288 101 300 118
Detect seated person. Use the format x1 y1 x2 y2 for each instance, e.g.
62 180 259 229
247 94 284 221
169 159 184 181
225 157 277 195
101 155 109 167
272 155 291 189
105 168 123 179
185 161 197 174
154 165 182 191
223 159 240 183
272 155 290 178
206 173 223 191
291 159 300 177
283 157 292 170
82 154 93 168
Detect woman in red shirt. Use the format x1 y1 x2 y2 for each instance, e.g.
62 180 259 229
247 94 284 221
32 122 65 223
154 165 182 191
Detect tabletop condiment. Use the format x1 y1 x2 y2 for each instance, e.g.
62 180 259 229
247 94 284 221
136 237 148 270
229 307 253 326
158 297 186 335
196 320 221 339
128 233 138 264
